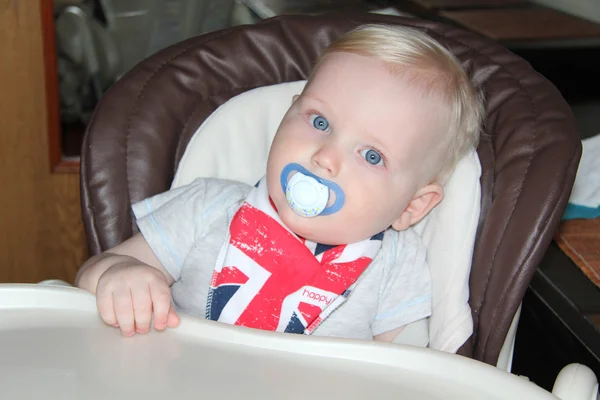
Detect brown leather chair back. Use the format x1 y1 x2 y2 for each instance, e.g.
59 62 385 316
80 13 581 365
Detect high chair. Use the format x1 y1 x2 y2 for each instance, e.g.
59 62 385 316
71 12 593 398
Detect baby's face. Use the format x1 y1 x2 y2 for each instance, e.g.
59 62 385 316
267 52 446 245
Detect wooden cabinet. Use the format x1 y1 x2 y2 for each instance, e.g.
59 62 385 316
0 1 87 283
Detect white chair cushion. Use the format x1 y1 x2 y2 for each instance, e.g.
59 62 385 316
172 81 306 188
172 81 480 353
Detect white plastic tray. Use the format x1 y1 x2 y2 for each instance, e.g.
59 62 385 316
0 284 557 399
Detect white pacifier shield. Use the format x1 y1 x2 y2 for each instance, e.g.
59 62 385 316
286 172 329 217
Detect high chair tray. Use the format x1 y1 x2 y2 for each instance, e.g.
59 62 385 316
0 284 556 399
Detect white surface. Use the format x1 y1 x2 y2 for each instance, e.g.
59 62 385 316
0 284 557 399
172 81 305 188
171 81 480 353
552 363 599 400
496 304 521 371
410 145 480 352
568 134 600 207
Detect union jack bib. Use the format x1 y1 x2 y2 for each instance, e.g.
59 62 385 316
206 177 383 334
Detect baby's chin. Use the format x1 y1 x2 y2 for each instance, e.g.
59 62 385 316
277 207 366 245
277 208 338 244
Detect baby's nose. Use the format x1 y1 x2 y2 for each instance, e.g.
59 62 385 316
311 145 340 176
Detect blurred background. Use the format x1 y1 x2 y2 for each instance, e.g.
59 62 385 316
52 0 600 161
54 0 237 158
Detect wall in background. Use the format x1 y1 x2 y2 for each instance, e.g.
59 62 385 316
534 0 600 23
0 2 87 283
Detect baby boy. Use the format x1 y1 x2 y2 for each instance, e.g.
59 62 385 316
76 24 483 343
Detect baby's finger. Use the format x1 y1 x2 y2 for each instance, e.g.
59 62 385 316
150 284 172 331
131 286 153 334
96 288 118 327
166 305 181 328
113 289 135 336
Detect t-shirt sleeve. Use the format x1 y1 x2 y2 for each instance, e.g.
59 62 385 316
131 178 249 282
371 229 433 336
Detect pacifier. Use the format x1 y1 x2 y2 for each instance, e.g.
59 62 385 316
280 163 345 217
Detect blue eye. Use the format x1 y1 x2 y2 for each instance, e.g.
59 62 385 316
361 148 383 166
310 114 330 132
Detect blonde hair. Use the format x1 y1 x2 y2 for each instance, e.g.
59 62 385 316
310 24 484 182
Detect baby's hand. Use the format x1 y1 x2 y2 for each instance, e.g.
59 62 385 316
95 263 180 336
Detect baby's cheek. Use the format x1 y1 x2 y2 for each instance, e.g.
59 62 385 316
280 211 314 239
348 203 388 236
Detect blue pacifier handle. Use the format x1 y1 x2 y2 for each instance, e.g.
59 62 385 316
280 163 345 216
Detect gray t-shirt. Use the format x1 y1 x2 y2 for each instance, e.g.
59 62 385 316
133 178 432 340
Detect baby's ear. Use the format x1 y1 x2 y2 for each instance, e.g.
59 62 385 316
392 184 443 231
292 94 299 104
